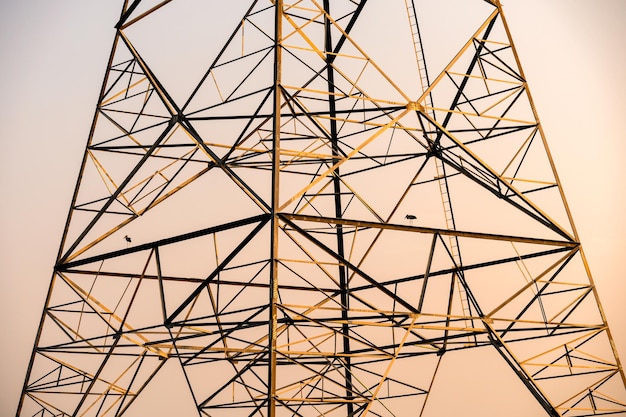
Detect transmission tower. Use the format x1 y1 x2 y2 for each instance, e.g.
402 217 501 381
17 1 626 416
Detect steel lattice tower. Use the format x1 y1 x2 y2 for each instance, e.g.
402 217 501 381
17 1 626 416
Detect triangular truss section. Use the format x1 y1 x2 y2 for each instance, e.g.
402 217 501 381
17 1 626 417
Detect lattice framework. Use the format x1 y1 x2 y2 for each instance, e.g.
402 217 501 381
17 1 626 416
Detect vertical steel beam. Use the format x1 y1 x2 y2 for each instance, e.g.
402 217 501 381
269 1 283 415
323 0 354 413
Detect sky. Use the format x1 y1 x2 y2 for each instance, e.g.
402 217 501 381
1 0 625 415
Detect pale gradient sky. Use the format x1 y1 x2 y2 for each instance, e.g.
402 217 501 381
1 1 624 415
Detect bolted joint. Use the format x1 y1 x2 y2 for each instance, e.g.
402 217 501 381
406 101 423 111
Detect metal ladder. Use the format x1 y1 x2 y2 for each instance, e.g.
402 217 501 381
405 0 474 336
405 0 430 101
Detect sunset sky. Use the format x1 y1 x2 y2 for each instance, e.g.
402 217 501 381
1 1 624 414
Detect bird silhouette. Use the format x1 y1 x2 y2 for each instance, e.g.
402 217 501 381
124 235 132 243
405 214 416 220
